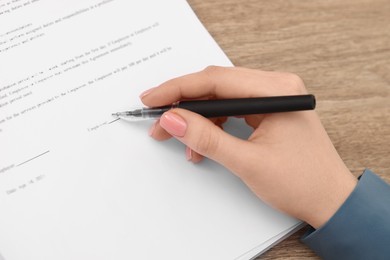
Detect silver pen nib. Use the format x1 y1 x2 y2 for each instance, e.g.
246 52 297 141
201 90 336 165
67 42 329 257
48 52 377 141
112 107 170 121
111 109 145 120
112 112 125 117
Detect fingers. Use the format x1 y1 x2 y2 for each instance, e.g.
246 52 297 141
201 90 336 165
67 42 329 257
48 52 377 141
243 114 266 129
185 146 204 163
185 116 227 163
143 66 308 166
155 109 248 171
150 116 228 142
148 120 171 141
150 115 229 163
140 66 308 108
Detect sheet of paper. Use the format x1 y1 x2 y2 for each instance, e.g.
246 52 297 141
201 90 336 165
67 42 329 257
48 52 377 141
0 0 300 259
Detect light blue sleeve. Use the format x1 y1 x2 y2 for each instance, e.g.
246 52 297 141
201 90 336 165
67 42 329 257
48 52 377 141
301 169 390 260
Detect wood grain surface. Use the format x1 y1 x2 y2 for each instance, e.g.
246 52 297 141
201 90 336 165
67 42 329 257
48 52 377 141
187 0 390 259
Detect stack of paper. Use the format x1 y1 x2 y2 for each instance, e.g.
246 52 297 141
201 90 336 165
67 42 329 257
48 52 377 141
0 0 301 259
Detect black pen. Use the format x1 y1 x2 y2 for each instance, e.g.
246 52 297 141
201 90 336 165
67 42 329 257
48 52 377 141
112 94 316 121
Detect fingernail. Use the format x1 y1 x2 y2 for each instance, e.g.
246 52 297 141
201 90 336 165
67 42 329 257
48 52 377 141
186 147 193 161
139 87 156 99
160 112 187 137
148 120 159 136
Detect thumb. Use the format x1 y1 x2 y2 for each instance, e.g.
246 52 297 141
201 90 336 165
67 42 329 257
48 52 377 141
159 109 247 171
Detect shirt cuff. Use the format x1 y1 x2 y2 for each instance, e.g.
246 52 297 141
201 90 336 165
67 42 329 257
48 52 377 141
301 169 390 260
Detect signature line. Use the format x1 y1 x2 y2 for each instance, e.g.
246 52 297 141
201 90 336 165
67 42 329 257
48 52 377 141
17 150 50 167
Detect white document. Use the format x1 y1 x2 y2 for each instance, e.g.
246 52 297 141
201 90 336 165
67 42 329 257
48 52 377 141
0 0 301 259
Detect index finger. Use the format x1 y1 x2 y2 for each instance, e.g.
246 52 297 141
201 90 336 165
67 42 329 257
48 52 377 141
140 66 307 107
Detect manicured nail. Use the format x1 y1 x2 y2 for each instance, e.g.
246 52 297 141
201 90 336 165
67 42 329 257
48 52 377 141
160 112 187 137
186 147 193 161
139 87 156 99
148 120 159 136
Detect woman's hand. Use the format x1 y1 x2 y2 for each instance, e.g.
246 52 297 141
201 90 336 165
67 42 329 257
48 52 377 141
140 66 357 229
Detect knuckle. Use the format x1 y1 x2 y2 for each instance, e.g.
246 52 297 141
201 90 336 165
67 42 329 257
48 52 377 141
203 65 229 80
280 72 307 94
203 65 222 74
202 65 225 92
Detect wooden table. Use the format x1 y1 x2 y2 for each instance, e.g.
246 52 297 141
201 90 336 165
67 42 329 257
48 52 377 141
187 0 390 258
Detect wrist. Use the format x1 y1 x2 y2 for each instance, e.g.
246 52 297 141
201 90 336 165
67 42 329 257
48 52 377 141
305 169 357 229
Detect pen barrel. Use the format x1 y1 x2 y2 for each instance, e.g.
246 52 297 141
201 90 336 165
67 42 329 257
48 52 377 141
142 107 171 118
177 95 316 118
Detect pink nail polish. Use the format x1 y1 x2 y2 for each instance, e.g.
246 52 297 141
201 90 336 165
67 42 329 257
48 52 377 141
148 120 159 136
186 147 193 161
160 112 187 137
